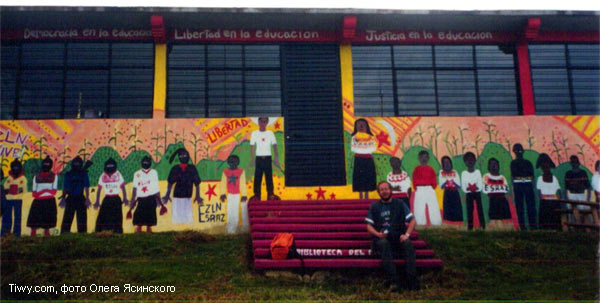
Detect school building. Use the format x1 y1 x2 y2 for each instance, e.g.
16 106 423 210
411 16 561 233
0 7 599 233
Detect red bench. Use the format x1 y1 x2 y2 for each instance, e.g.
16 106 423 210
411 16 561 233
249 199 444 270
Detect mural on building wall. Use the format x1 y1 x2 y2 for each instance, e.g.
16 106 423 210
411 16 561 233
0 116 285 235
1 113 598 235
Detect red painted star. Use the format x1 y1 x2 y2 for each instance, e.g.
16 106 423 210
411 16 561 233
467 183 479 192
376 131 390 148
315 187 326 200
306 193 313 200
205 184 217 202
329 193 336 200
141 186 148 193
274 121 281 130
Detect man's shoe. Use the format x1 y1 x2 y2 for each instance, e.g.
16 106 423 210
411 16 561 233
267 194 281 201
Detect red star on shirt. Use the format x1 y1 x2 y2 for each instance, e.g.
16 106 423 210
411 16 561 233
262 138 265 142
141 186 148 193
306 193 313 200
274 121 281 130
329 193 336 200
205 184 217 202
376 131 390 148
315 187 326 200
467 183 479 192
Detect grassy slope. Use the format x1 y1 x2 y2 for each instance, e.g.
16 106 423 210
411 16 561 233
1 230 598 302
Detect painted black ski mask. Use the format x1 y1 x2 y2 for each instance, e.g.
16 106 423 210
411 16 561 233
41 156 53 172
141 156 152 170
104 158 117 175
71 156 83 173
169 148 190 164
10 159 23 178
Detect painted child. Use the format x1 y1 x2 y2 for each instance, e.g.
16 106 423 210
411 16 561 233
564 155 592 225
163 148 202 224
94 158 128 233
461 152 485 230
439 156 462 225
387 156 411 209
60 156 92 234
27 156 58 237
536 153 562 230
220 155 248 234
351 118 377 199
412 150 441 226
483 158 512 230
510 143 537 230
2 159 27 236
130 156 162 233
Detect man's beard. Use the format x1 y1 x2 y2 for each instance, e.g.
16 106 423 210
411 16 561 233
380 192 392 201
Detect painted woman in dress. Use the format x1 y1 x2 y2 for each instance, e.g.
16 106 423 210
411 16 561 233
351 118 377 199
94 158 128 233
27 156 57 236
439 156 462 226
130 156 162 233
536 153 562 230
483 158 513 230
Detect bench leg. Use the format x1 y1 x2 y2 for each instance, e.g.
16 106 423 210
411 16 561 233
561 214 569 232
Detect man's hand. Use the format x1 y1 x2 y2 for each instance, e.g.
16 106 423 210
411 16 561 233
377 231 387 239
59 197 66 208
162 195 170 204
400 233 410 243
195 196 204 205
220 194 226 203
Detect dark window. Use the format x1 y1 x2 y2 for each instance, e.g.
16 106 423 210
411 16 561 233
0 42 154 120
167 44 282 118
529 43 600 115
352 45 520 116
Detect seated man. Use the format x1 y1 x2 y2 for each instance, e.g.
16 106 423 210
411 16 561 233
366 181 419 292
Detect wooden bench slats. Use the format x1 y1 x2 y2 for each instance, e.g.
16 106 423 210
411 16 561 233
250 217 366 224
250 210 367 218
254 258 444 269
249 199 377 207
252 239 427 249
253 248 435 258
251 231 419 240
249 204 371 211
251 223 366 232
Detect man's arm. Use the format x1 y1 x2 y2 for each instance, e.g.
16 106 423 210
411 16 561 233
400 218 416 243
367 223 385 239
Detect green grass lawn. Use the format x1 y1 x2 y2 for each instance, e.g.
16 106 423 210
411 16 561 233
1 230 598 302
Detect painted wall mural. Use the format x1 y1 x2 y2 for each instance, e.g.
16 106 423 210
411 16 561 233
1 113 598 235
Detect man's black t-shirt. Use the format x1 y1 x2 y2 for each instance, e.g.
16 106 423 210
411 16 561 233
365 198 414 238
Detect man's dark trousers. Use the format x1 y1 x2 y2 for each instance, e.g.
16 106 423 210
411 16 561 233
514 182 537 230
253 156 274 198
61 195 87 233
374 234 417 288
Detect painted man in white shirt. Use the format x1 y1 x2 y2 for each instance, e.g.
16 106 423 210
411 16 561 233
249 117 280 201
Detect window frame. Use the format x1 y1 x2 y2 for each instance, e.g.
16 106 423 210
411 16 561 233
351 43 523 117
528 42 600 115
166 42 284 118
1 40 155 120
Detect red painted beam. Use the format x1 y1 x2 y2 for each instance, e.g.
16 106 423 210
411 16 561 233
254 258 443 269
150 15 166 44
342 15 357 44
517 41 535 115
